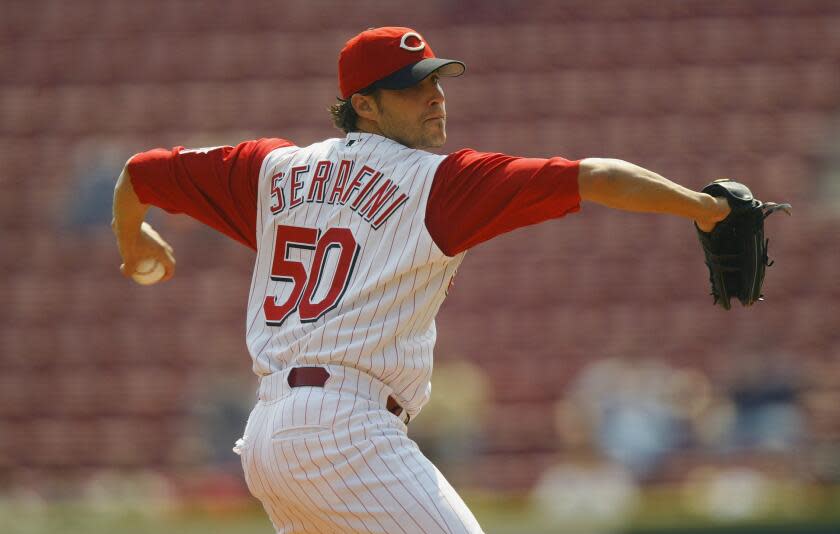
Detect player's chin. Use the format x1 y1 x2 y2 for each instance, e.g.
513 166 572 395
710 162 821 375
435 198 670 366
423 122 447 148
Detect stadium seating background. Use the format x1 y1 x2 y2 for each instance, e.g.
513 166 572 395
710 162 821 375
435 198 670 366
1 0 839 512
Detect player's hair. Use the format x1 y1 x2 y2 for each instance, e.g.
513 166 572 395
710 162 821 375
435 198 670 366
329 99 358 133
329 90 380 134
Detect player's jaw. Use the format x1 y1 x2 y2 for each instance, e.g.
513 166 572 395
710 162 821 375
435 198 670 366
380 105 446 150
420 109 447 147
374 75 448 149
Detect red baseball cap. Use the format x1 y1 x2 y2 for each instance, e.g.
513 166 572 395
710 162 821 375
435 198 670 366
338 27 465 99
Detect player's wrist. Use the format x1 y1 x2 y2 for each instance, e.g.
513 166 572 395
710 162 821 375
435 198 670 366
694 194 730 233
111 216 143 242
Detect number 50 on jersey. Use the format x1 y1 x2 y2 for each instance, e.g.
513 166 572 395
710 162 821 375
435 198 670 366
263 225 360 326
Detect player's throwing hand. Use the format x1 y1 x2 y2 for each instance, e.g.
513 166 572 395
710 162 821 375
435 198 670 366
113 221 176 283
112 163 176 284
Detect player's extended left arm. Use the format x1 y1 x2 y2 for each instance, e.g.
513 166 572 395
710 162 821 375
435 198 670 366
577 158 730 232
111 165 176 281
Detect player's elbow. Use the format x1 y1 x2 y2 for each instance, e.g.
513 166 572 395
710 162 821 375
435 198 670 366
577 157 628 202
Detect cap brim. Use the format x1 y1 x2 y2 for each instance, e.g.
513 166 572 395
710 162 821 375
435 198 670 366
367 58 466 92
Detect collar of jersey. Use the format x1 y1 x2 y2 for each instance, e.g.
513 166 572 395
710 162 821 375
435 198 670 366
345 131 401 147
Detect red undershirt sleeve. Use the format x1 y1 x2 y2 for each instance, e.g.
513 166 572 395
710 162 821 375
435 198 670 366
126 138 294 250
425 149 582 257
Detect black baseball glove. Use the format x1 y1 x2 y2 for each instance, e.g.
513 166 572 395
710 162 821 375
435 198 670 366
695 179 792 310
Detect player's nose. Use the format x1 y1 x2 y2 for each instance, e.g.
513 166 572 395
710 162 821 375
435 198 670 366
421 75 444 103
427 81 444 106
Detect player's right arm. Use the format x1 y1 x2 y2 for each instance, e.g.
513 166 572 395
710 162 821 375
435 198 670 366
112 167 176 281
111 138 294 281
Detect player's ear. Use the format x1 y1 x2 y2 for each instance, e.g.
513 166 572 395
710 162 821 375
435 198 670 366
351 93 378 121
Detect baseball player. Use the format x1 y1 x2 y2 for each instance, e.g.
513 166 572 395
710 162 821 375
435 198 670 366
112 27 730 533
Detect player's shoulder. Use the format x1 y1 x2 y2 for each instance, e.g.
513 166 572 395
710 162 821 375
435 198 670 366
442 147 506 163
272 136 344 158
232 137 299 167
245 137 297 153
433 147 497 176
392 144 449 167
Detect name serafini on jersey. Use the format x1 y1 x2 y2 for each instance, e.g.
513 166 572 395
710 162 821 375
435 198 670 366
268 159 409 230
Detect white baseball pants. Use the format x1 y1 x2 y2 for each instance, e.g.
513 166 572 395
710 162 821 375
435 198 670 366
235 366 484 534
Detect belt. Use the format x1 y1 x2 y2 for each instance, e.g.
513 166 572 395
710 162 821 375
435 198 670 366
287 367 410 424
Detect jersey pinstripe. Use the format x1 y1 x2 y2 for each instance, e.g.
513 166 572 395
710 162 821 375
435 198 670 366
246 132 465 418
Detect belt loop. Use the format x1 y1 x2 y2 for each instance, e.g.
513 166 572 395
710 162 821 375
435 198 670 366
287 367 330 387
284 366 409 425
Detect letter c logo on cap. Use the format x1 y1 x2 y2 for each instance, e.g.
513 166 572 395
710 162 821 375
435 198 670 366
399 32 425 52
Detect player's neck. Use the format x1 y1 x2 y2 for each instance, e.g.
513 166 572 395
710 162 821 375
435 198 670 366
354 123 418 149
354 117 387 139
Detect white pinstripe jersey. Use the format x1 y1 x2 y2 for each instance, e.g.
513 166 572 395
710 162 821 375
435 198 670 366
246 132 465 414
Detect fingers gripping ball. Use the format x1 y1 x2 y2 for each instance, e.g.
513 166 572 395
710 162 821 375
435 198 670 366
695 179 792 310
132 258 165 285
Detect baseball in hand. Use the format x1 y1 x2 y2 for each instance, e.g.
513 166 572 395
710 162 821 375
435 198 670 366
132 258 165 285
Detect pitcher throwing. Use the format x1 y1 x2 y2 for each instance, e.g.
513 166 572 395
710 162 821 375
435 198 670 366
112 27 734 533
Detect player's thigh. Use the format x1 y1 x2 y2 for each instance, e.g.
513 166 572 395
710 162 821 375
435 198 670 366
237 400 343 533
257 413 484 534
329 411 485 534
238 395 484 534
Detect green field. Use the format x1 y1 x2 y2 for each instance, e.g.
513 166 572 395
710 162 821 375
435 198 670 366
2 489 839 534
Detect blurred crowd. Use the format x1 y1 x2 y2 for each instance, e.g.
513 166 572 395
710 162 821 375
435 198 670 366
410 352 840 527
